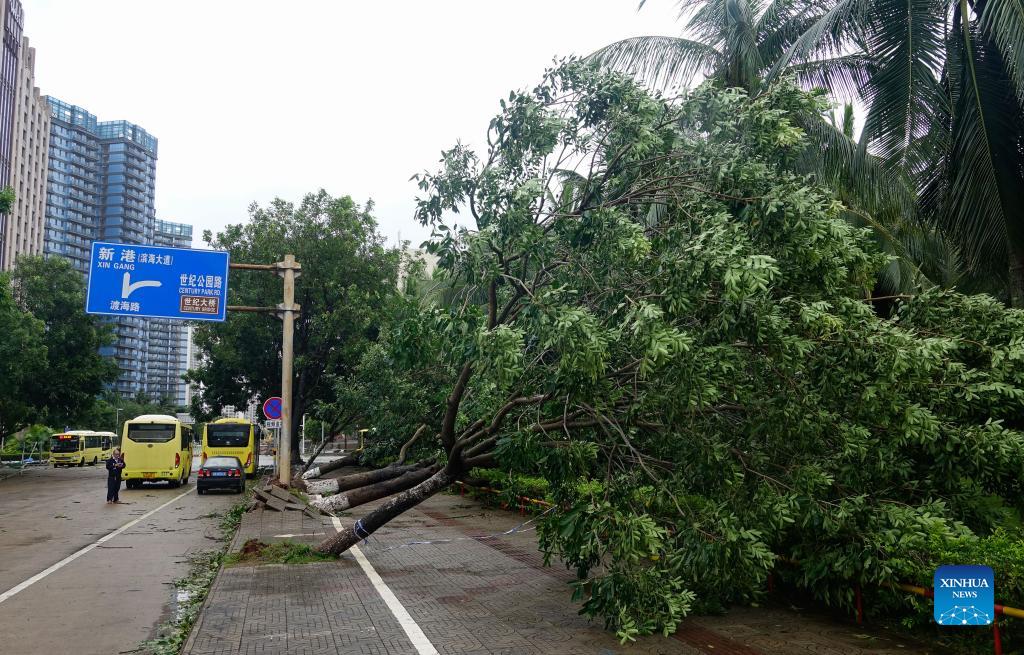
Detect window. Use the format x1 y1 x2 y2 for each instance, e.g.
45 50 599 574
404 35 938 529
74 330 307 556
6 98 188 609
127 424 175 443
204 456 241 468
51 435 81 452
206 425 250 447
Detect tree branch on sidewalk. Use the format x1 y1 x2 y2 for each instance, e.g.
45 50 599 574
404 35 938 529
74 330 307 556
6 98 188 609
308 62 1024 643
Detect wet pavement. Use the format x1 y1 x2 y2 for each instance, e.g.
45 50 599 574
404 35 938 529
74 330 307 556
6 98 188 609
0 463 237 655
184 489 940 655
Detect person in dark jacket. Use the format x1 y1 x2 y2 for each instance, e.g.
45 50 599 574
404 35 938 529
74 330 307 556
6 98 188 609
106 448 125 503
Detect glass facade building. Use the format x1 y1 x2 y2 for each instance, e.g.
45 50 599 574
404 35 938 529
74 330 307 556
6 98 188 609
150 219 192 405
43 98 100 273
43 97 191 401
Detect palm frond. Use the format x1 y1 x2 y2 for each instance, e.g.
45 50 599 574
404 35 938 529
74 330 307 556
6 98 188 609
589 36 722 90
978 0 1024 108
938 1 1024 273
765 0 873 84
756 0 832 65
679 0 765 89
795 110 917 220
859 0 948 170
790 54 870 98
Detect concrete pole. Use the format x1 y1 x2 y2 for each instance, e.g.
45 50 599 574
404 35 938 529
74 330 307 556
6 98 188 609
277 254 301 486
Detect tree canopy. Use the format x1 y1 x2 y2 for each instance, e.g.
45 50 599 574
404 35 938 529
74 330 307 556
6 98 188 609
592 0 1024 304
0 256 117 438
0 271 46 439
186 190 402 460
312 62 1024 642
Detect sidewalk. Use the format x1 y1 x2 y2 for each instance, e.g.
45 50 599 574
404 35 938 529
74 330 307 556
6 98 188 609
184 490 940 655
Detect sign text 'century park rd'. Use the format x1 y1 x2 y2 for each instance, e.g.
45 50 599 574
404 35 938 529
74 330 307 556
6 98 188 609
85 242 230 322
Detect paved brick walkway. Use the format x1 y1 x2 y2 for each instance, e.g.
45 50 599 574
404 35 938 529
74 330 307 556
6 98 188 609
184 489 940 655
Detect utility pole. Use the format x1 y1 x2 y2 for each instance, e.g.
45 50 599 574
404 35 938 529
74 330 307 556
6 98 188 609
227 254 301 486
277 254 299 486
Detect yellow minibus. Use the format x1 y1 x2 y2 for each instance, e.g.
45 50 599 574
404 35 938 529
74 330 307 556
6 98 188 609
121 414 193 489
50 430 93 467
95 431 118 460
203 418 259 475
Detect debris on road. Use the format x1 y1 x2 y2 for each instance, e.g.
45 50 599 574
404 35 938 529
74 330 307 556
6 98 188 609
248 484 321 520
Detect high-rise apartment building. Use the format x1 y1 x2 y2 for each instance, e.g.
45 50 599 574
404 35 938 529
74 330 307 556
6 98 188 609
43 99 99 273
150 219 192 405
0 0 22 266
43 96 183 399
2 35 49 269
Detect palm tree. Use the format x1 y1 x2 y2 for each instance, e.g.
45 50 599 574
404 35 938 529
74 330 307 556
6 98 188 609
771 0 1024 304
592 0 961 296
593 0 866 97
597 0 1024 304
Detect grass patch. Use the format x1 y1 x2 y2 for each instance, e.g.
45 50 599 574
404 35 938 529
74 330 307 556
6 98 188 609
140 550 222 655
224 539 335 566
138 484 253 655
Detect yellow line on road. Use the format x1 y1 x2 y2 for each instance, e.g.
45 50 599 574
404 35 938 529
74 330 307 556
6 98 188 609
0 487 195 605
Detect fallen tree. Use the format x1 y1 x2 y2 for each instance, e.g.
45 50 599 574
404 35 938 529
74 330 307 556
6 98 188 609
306 458 433 496
300 451 359 481
314 63 1024 642
302 425 432 491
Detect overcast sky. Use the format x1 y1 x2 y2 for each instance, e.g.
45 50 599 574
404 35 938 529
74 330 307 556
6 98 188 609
28 0 680 249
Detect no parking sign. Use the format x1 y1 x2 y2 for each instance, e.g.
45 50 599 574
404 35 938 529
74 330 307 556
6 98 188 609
262 397 282 421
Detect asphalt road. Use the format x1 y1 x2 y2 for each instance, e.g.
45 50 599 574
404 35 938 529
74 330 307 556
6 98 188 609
0 461 237 655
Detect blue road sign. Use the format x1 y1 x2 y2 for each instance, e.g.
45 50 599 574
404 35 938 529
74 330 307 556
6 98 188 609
263 397 282 420
85 242 230 322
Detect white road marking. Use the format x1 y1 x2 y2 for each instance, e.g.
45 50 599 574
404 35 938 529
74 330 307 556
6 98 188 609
0 487 195 605
331 517 439 655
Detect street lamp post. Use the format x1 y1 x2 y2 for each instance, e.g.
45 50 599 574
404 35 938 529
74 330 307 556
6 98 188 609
115 407 124 434
301 413 307 458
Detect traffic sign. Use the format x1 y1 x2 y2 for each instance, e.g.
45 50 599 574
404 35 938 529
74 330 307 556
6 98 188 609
85 242 230 322
263 396 282 420
265 419 282 429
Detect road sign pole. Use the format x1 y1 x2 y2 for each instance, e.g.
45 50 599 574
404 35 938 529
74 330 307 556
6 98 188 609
227 256 300 487
277 254 300 486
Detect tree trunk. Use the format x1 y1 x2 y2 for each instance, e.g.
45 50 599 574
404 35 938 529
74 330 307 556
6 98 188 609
317 468 455 554
312 465 439 513
396 424 427 465
301 451 360 480
300 433 333 475
1010 247 1024 308
305 462 423 495
290 391 305 464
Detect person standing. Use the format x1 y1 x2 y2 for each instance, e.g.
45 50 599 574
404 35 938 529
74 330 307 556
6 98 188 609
106 448 125 503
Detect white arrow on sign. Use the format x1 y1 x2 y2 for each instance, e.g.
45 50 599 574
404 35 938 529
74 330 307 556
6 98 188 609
121 272 162 299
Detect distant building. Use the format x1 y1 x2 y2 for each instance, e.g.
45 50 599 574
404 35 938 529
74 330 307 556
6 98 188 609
398 247 439 291
42 96 184 399
149 219 193 405
1 35 48 269
43 99 101 273
0 0 26 268
185 325 199 407
0 0 22 192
